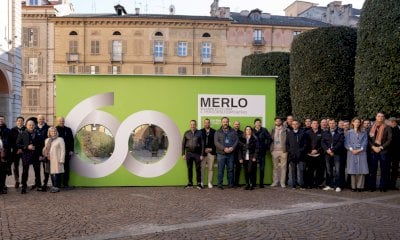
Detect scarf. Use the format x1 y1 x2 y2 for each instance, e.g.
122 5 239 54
369 123 386 145
43 137 57 159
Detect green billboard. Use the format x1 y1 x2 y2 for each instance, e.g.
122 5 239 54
56 75 276 186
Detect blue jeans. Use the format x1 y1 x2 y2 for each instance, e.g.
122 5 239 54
289 161 305 188
217 154 234 187
369 152 389 190
325 154 341 188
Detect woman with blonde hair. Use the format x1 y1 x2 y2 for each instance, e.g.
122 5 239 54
43 127 65 193
345 117 368 192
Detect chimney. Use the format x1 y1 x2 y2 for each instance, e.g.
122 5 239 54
135 7 140 15
114 4 127 16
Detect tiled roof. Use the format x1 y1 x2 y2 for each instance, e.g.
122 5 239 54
230 12 331 27
61 13 230 22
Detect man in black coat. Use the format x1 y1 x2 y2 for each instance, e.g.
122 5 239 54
233 120 244 187
0 115 11 194
56 117 74 188
8 116 25 189
388 117 399 190
16 120 42 194
254 118 272 188
304 119 324 188
36 115 50 191
286 120 306 188
321 119 345 192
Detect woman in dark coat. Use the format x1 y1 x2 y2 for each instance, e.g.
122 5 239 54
238 126 259 190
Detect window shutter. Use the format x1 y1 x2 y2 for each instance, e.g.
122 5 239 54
122 40 127 54
32 28 38 47
187 42 192 56
38 57 43 74
108 40 112 54
22 28 28 47
108 66 112 74
85 66 90 73
199 42 203 56
149 40 154 55
23 57 28 74
174 42 178 56
164 41 169 56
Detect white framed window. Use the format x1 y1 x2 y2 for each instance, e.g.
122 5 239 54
177 42 187 57
154 41 164 61
201 42 211 63
112 40 122 61
112 65 121 74
253 29 262 41
27 58 38 75
29 0 39 6
178 67 187 75
90 65 99 74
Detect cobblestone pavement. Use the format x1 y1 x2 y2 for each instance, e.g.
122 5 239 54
1 175 400 240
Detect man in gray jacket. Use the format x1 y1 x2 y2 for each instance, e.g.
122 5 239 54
214 117 238 189
270 117 288 188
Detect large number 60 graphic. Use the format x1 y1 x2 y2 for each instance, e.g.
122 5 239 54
66 92 181 178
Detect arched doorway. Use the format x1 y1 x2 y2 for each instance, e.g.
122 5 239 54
0 69 10 120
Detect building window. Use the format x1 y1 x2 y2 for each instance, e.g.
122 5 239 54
178 67 187 75
155 32 163 37
25 57 42 75
90 66 99 74
201 42 211 63
109 65 121 74
111 40 122 61
69 31 78 36
69 40 78 53
155 66 163 75
27 88 39 106
113 31 121 36
91 40 100 55
202 33 211 38
253 29 265 45
177 42 187 57
68 65 76 74
29 0 39 6
154 40 164 62
202 67 211 75
23 28 38 47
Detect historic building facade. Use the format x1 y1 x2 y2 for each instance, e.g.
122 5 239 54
21 1 331 120
0 0 22 125
21 0 73 125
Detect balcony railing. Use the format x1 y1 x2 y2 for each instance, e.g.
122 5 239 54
110 52 123 63
201 54 211 64
153 55 164 63
253 37 266 46
66 53 79 62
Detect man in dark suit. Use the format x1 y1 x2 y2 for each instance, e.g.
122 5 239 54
321 119 345 192
56 117 74 188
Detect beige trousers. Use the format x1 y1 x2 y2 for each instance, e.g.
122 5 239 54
201 153 215 184
271 150 288 187
351 174 365 189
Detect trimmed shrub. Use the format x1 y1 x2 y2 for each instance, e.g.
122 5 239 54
290 26 357 121
354 0 400 118
241 52 291 117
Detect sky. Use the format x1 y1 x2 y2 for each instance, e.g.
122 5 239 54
69 0 366 16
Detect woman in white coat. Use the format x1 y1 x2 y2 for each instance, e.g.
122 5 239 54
43 127 65 193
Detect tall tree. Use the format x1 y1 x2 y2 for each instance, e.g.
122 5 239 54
242 52 291 117
354 0 400 118
290 26 357 120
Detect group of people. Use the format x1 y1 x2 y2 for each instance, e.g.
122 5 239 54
181 112 400 192
0 115 74 194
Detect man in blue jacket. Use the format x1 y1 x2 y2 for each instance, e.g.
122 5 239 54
321 119 345 192
214 117 238 189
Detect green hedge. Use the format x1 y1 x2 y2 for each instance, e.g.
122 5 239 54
354 0 400 118
241 52 291 117
290 26 357 121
